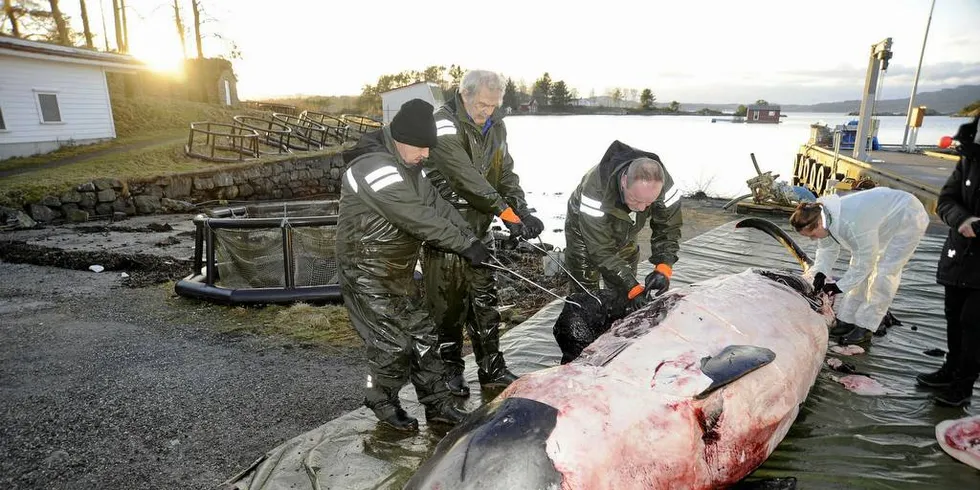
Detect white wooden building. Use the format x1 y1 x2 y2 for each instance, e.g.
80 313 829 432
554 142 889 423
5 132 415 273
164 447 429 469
0 36 144 160
380 82 444 124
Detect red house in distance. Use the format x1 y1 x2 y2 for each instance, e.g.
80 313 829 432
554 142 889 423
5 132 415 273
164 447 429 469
746 103 781 123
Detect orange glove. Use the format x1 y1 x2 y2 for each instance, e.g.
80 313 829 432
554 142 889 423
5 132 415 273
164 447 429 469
500 207 524 237
644 264 672 296
500 207 522 224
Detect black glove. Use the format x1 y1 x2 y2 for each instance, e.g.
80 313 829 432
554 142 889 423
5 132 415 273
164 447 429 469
629 292 650 311
520 213 544 240
822 282 842 296
644 269 671 297
812 272 827 292
504 220 525 238
627 284 650 311
460 241 491 267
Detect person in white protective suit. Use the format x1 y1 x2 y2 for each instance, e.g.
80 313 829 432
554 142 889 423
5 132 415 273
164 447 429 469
790 187 929 345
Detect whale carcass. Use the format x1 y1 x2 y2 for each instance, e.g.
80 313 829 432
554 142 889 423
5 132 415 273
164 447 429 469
406 221 833 489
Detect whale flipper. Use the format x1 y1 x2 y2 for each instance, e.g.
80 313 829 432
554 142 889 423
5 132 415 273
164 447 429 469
696 345 776 399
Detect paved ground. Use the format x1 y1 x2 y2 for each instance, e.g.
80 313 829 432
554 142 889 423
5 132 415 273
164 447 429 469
0 261 365 490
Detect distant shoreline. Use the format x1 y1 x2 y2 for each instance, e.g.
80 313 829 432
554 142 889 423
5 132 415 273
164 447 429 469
505 111 969 117
506 111 736 117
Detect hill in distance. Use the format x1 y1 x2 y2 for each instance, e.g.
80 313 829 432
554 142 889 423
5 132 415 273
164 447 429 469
680 84 979 115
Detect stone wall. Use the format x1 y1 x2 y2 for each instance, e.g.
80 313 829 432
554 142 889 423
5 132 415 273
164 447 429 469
7 152 345 226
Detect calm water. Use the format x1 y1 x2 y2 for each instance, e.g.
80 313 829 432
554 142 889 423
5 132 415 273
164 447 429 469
503 113 971 247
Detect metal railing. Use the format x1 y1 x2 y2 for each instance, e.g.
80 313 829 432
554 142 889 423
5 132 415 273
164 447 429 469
273 113 330 151
300 110 351 143
185 122 260 162
232 115 294 155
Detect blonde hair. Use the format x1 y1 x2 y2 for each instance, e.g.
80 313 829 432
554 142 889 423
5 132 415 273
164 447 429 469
790 201 823 232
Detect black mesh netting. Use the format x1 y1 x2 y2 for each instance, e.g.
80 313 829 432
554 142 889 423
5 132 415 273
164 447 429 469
209 201 339 288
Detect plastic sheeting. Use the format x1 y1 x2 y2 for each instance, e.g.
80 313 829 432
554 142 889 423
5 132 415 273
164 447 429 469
223 219 979 490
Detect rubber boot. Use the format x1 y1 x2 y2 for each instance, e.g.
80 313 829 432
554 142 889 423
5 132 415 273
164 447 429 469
479 367 519 389
933 376 977 408
366 399 418 432
829 319 857 337
445 369 470 397
837 325 873 346
438 343 469 397
425 401 468 426
916 362 956 389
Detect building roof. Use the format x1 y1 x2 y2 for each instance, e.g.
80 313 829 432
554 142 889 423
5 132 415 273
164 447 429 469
748 104 781 111
380 81 442 96
0 35 145 71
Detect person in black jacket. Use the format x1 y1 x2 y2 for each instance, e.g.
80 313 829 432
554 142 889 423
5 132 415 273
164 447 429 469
915 115 980 407
564 141 682 309
337 99 487 430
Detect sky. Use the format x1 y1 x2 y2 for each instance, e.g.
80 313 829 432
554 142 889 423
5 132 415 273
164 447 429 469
55 0 980 105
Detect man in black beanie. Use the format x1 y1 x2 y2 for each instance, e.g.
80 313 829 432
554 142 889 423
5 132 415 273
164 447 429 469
336 99 491 430
389 98 439 149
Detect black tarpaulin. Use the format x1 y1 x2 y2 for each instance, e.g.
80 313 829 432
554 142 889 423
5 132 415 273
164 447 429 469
223 219 979 490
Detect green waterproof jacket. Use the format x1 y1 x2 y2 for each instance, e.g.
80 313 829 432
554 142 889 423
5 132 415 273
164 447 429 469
336 128 477 296
565 140 683 292
423 91 529 236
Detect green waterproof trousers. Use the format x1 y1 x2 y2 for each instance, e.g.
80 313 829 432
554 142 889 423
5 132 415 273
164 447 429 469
564 237 640 297
343 290 450 419
422 246 508 381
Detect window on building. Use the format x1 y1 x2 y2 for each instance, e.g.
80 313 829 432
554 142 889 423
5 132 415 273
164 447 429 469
36 92 62 123
768 111 775 117
753 112 759 121
0 106 6 130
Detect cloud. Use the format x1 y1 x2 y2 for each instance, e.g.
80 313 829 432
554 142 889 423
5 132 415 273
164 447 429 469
662 61 980 104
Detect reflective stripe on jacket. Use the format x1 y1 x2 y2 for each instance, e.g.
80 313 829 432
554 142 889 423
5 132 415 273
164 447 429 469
336 128 476 295
565 140 682 291
423 91 529 236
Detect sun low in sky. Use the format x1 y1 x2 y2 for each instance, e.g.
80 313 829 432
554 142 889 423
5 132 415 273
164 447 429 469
58 0 980 104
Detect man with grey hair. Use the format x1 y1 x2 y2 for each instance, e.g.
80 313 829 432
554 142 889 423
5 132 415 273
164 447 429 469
564 140 683 310
422 69 544 397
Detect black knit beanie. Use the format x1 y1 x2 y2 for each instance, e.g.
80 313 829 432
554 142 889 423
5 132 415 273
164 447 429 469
390 99 438 148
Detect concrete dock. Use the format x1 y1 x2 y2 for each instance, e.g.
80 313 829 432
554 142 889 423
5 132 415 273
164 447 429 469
792 143 958 214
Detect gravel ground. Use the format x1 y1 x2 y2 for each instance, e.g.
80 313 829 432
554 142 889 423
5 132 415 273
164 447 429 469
0 262 364 490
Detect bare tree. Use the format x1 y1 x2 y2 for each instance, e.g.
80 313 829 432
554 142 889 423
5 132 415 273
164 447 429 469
47 0 68 44
3 0 22 36
191 0 202 58
78 0 93 47
172 0 186 58
3 0 51 38
110 0 121 50
118 0 126 52
98 0 108 50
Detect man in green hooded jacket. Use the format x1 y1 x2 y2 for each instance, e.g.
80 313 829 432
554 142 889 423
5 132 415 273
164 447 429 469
337 99 490 431
564 140 683 308
422 70 545 397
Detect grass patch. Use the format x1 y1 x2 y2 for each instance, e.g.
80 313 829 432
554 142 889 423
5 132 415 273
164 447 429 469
111 96 262 138
0 139 202 206
159 283 360 349
0 138 337 207
0 129 187 174
221 302 361 348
